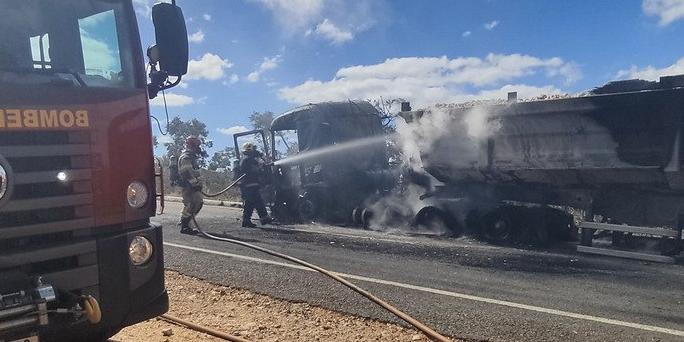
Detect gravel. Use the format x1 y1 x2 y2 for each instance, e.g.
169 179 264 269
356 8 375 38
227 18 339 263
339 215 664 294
111 271 457 342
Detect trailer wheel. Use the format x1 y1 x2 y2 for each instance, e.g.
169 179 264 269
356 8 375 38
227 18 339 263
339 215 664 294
482 210 513 243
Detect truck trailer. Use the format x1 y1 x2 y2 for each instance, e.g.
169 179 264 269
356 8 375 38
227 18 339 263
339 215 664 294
400 75 684 259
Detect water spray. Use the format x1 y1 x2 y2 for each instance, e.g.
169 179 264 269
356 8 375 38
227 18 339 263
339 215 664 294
273 135 390 167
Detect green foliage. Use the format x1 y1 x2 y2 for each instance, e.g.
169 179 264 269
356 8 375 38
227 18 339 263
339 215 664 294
164 117 213 167
208 146 236 171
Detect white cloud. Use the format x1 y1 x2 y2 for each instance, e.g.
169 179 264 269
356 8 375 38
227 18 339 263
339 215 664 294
80 35 118 72
462 31 472 37
247 72 261 82
223 74 240 85
643 0 684 25
247 55 282 82
150 93 195 107
186 53 233 81
484 20 499 30
217 125 250 136
253 0 379 43
203 13 212 21
253 0 324 32
278 54 579 108
311 19 354 44
188 30 205 43
616 57 684 80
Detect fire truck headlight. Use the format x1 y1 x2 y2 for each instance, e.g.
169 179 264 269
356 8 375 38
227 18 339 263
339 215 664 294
57 171 68 182
129 236 154 266
127 181 149 208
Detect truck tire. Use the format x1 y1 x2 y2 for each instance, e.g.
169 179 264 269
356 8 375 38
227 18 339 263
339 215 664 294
297 199 316 222
482 210 513 243
415 207 462 237
352 207 363 225
361 208 374 229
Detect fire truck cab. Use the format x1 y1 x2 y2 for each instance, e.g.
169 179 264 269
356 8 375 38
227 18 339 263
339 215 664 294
0 1 187 341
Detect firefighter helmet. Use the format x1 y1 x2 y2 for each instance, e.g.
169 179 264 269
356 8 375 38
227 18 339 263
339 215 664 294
241 142 257 154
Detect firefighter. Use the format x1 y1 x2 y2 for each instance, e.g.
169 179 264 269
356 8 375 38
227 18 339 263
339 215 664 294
239 142 273 227
178 136 204 235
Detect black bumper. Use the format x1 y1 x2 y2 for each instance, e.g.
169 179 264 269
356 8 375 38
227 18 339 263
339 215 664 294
0 222 168 341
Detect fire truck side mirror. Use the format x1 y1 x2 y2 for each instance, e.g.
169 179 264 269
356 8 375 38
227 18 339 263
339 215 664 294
151 2 189 77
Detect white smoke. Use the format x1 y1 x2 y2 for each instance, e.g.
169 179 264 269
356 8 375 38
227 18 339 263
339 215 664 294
366 103 503 233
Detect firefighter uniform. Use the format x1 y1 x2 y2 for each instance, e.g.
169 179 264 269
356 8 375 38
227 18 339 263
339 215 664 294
239 144 272 227
178 137 204 234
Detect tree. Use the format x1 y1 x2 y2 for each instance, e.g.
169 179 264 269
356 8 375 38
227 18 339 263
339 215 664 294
370 97 407 133
248 111 275 149
249 110 299 158
152 136 159 149
208 147 236 172
164 116 213 167
370 98 407 166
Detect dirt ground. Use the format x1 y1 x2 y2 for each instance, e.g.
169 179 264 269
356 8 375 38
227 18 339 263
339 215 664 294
112 271 455 342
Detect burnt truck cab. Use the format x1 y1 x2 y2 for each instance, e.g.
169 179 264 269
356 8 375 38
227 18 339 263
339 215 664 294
0 1 188 341
235 101 393 224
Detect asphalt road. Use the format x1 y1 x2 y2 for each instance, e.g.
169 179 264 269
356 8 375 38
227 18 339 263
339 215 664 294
158 201 684 342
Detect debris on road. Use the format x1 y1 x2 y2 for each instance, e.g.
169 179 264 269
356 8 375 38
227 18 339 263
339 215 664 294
112 271 454 341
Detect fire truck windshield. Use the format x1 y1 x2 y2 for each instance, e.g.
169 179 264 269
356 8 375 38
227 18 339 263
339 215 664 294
0 0 137 88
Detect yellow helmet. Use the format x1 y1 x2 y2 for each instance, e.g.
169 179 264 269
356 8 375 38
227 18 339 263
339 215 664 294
241 142 257 154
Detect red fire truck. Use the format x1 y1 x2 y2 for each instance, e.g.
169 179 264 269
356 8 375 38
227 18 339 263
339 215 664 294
0 1 188 341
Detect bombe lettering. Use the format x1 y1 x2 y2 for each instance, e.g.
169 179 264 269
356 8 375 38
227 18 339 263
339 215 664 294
0 109 90 129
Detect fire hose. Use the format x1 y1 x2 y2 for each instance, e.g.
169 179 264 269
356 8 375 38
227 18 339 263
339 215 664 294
200 174 246 198
160 314 252 342
187 181 452 342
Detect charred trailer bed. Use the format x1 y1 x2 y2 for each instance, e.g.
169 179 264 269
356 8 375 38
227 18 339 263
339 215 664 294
411 76 684 257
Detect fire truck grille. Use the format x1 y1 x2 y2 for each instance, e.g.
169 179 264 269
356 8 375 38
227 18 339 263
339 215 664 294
0 131 98 293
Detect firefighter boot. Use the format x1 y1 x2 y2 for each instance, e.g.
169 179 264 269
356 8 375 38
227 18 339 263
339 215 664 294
242 220 257 228
179 217 198 235
260 216 274 225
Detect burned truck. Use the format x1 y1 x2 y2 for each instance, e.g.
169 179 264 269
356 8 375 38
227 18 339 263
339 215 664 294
399 75 684 256
234 101 393 224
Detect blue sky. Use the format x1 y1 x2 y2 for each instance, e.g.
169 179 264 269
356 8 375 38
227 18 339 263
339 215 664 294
132 0 684 156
